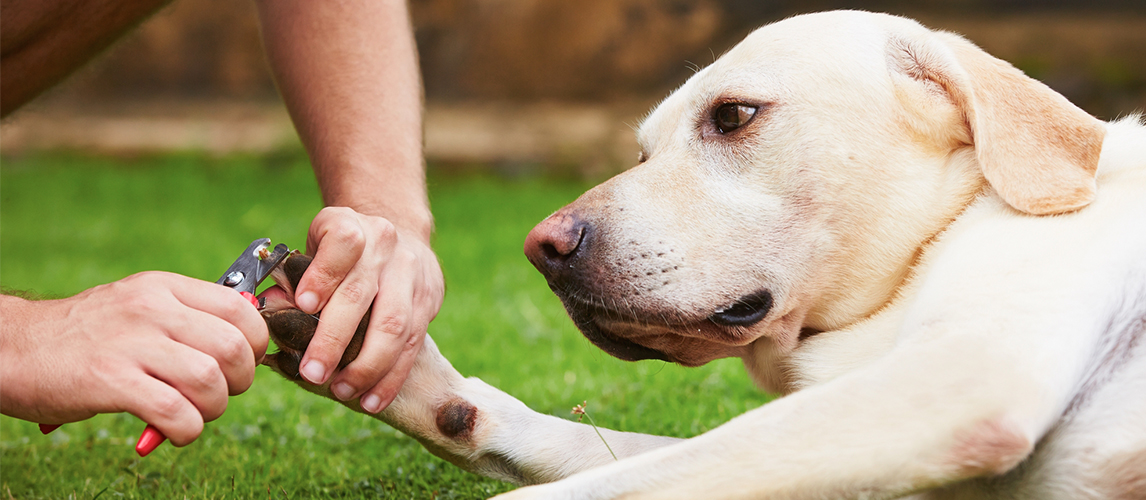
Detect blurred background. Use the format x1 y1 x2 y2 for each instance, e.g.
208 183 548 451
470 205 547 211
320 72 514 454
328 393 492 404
2 0 1144 174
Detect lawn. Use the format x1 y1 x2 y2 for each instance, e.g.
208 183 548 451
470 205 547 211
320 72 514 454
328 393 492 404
0 152 774 499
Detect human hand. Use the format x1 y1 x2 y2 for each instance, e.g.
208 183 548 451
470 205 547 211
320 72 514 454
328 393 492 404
288 206 444 414
0 272 268 446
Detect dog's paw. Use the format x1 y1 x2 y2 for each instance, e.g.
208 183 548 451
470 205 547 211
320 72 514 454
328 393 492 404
259 252 367 380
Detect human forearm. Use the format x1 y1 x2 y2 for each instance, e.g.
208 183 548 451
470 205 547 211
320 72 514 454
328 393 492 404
255 0 442 412
0 294 47 420
255 0 430 242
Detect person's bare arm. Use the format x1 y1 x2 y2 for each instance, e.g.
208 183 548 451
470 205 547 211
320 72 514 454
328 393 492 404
256 0 444 414
0 0 170 117
0 273 268 446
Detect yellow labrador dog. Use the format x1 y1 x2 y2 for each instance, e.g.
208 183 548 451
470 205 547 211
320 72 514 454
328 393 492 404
262 10 1146 499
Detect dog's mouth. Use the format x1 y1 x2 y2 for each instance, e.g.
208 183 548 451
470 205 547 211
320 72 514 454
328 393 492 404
553 287 773 366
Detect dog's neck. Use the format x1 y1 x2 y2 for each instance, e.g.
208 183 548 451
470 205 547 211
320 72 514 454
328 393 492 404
804 147 986 332
743 148 988 394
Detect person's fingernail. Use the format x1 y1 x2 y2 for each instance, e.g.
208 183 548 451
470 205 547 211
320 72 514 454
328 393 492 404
300 360 326 384
331 382 354 400
361 394 383 413
296 291 319 313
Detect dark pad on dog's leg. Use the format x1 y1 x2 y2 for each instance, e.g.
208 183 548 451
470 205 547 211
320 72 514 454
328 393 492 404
337 311 369 369
264 309 320 352
435 398 478 440
265 352 304 381
278 353 303 381
262 308 317 381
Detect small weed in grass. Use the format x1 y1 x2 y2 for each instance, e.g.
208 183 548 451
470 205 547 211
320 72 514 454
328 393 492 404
571 401 617 461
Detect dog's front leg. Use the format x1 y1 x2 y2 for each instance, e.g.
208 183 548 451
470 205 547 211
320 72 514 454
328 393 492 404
262 252 681 484
268 334 681 485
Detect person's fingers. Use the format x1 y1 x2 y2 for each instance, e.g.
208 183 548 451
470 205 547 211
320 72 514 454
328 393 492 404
296 207 372 314
141 343 230 424
357 255 439 413
154 272 270 364
296 264 379 385
297 213 398 385
327 251 418 403
162 309 259 396
356 328 424 413
116 371 206 447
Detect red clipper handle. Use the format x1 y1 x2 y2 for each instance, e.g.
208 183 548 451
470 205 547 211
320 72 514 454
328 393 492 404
135 424 167 457
40 422 165 457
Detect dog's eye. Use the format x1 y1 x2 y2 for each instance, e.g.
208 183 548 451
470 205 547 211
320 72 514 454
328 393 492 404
714 103 757 134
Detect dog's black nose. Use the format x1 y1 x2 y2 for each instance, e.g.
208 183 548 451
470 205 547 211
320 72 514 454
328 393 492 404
524 210 588 283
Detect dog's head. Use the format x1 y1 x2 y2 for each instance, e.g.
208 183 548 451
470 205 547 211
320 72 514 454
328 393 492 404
524 11 1105 385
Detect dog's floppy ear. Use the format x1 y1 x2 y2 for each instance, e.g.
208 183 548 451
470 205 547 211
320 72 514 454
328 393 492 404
888 32 1105 215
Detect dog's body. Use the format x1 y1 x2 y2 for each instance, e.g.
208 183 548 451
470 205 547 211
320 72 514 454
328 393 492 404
263 11 1146 499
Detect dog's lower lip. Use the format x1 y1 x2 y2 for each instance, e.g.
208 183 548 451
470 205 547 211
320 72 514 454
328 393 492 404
572 313 671 362
709 290 773 327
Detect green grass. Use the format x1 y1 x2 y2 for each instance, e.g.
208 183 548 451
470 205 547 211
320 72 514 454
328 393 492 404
0 152 774 499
